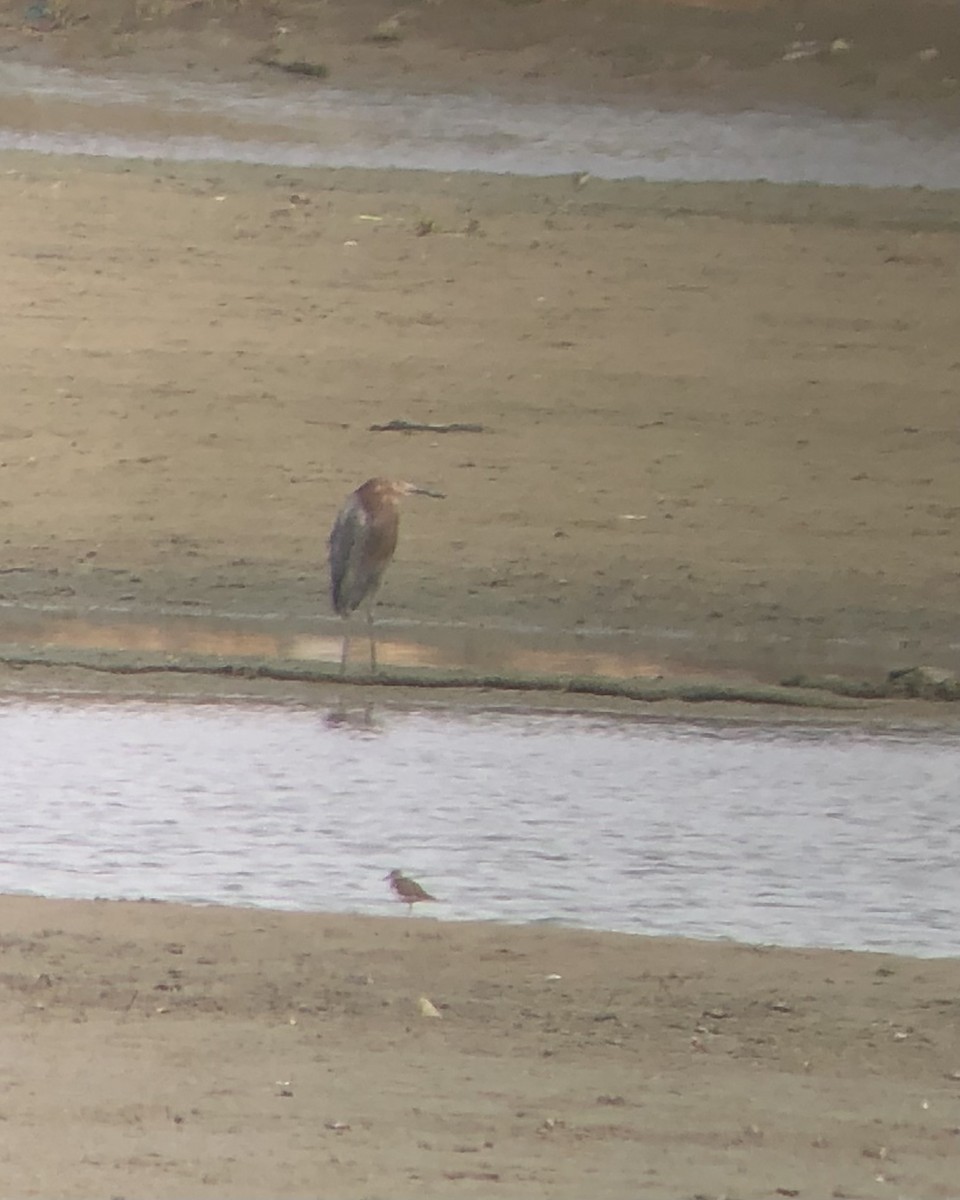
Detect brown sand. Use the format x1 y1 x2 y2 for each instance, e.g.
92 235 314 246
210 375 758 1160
2 155 959 684
0 1 959 1195
0 0 957 686
2 896 959 1199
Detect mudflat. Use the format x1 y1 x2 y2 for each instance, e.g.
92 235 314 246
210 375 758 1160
0 1 959 1196
0 0 957 685
2 154 959 682
2 894 959 1199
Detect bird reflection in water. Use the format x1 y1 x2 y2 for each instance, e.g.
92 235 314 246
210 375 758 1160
323 703 377 733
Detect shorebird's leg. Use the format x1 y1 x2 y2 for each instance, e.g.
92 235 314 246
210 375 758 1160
367 604 378 673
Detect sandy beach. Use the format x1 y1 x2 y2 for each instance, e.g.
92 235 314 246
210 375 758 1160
0 0 959 1194
2 895 959 1199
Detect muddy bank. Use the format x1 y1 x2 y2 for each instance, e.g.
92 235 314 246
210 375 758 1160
4 0 960 123
0 151 958 690
0 894 956 1199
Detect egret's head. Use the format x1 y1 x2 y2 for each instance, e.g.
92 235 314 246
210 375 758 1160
394 480 445 500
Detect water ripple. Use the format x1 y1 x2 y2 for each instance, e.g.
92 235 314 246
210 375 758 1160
1 62 960 186
0 695 957 956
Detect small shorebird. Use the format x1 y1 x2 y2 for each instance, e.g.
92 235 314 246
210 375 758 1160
328 477 444 675
385 868 437 914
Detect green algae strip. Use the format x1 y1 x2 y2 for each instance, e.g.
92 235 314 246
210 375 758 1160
784 669 960 702
0 646 865 709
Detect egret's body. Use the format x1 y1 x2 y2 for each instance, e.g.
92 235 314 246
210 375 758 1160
328 477 443 673
385 868 437 913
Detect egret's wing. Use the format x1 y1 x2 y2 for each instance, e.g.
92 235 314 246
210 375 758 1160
328 497 367 615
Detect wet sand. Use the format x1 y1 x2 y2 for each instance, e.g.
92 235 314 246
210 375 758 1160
2 154 959 687
2 895 959 1199
1 1 960 1195
0 0 957 692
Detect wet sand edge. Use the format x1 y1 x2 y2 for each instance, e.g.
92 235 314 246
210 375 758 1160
4 648 960 729
0 892 957 1198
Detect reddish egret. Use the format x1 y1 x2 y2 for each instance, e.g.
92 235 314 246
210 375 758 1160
385 868 437 913
329 477 444 674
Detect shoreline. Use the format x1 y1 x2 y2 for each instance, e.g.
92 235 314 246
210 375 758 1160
6 68 960 191
5 888 959 962
4 633 960 729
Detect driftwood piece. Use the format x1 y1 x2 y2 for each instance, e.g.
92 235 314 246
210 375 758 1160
369 419 486 434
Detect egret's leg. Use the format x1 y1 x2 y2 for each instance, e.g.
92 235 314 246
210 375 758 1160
367 605 378 673
340 628 349 676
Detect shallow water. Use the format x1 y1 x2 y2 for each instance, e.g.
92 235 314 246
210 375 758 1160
7 599 960 686
3 694 957 957
2 61 960 186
